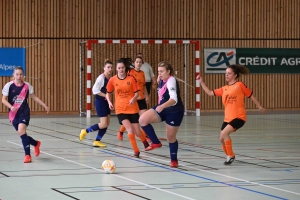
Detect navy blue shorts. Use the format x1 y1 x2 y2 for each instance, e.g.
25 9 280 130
12 116 30 131
221 118 245 131
152 106 184 126
94 98 111 117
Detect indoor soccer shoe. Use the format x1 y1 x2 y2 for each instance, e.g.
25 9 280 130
117 131 123 141
34 141 41 157
145 142 162 151
79 129 87 141
170 160 178 168
224 155 235 165
134 151 140 158
24 155 31 163
93 141 107 147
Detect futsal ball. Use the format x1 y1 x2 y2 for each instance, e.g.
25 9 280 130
102 159 116 174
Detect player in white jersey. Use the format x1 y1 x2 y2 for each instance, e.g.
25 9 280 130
79 59 113 147
139 61 184 168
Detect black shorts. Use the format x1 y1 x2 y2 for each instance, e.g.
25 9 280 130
137 99 147 110
117 113 140 125
221 118 245 131
145 82 151 95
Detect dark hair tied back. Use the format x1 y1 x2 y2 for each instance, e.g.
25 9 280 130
227 64 249 78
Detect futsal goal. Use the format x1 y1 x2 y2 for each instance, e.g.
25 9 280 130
79 39 200 118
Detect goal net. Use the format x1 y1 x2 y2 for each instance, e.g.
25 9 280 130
79 39 200 117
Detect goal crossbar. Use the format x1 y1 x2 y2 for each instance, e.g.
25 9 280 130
84 39 200 117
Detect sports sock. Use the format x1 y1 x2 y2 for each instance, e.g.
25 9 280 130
119 125 126 133
128 133 139 152
222 145 228 155
138 129 147 142
20 134 30 155
169 140 178 161
96 128 107 141
86 124 100 133
225 139 234 157
27 135 38 146
141 124 160 144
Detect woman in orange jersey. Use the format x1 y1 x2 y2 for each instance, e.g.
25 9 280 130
117 56 150 148
106 58 143 157
196 64 266 165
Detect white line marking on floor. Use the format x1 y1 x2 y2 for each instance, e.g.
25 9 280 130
7 140 196 200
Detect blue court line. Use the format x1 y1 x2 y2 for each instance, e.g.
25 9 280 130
98 149 288 200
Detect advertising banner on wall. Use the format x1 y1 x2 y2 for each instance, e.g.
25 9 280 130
0 48 26 76
204 48 300 73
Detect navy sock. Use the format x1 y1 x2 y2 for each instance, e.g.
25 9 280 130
96 128 107 141
27 136 37 146
20 134 30 156
169 140 178 161
86 124 100 133
141 124 160 144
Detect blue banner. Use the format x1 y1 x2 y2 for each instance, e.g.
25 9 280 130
0 48 26 76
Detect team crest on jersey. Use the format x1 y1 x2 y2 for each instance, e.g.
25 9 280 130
127 82 130 85
170 87 175 91
115 83 118 86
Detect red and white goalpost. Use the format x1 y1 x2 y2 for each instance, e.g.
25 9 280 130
82 39 200 118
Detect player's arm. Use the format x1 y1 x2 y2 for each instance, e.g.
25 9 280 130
1 95 12 109
92 76 106 98
144 86 149 103
29 94 50 113
2 83 13 109
129 78 140 104
149 66 157 89
196 74 214 96
250 95 266 113
106 92 114 110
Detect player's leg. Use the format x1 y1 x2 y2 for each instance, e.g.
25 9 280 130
165 109 184 168
16 123 32 163
93 115 110 147
117 125 126 141
139 108 162 151
122 119 140 157
166 125 180 168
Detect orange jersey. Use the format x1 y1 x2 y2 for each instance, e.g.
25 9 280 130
106 75 140 114
129 69 146 99
213 82 253 122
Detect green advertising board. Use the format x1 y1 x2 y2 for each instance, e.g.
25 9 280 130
204 48 300 73
236 48 300 73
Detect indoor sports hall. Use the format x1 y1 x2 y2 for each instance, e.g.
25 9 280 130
1 0 300 200
0 111 299 199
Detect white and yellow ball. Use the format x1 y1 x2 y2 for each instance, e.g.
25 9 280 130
101 159 116 174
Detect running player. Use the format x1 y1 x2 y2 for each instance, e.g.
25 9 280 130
106 58 143 157
196 64 266 165
79 59 113 147
139 61 185 168
117 56 150 149
2 67 50 163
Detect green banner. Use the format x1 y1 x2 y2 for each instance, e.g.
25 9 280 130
236 48 300 73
